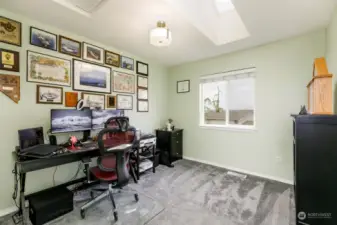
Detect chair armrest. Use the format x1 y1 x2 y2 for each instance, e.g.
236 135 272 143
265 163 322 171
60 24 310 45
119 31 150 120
106 144 133 153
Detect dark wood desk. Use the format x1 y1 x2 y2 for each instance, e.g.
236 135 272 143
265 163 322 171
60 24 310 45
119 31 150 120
14 134 156 225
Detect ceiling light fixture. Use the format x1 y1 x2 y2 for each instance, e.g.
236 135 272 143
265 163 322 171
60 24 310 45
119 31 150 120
214 0 235 14
150 21 172 47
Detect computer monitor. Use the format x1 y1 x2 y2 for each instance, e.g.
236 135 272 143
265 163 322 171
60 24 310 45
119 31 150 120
92 109 124 129
51 109 92 134
18 127 44 150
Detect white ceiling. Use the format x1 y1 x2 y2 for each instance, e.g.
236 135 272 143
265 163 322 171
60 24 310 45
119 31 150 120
1 0 336 66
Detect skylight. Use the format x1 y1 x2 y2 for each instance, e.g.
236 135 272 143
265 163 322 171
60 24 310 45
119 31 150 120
214 0 235 14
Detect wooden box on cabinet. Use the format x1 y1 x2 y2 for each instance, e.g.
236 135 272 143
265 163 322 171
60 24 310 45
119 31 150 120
307 57 333 114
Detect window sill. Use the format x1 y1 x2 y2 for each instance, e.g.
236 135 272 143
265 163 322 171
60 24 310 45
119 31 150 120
199 124 257 132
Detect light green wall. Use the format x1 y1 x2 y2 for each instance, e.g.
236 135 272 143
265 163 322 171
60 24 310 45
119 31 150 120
0 8 168 210
326 7 337 112
168 30 326 183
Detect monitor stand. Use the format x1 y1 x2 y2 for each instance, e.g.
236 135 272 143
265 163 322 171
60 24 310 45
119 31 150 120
82 130 91 142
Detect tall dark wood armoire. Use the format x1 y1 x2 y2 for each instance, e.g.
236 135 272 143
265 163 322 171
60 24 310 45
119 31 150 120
293 115 337 225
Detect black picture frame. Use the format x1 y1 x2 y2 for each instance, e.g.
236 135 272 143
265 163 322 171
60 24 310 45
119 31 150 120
59 35 82 58
0 48 20 72
116 94 133 110
120 56 134 71
30 27 58 51
73 59 111 94
136 61 149 76
137 100 149 112
177 80 190 93
0 16 22 47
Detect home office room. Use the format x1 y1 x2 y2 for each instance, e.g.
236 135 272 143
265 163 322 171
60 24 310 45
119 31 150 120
1 0 337 225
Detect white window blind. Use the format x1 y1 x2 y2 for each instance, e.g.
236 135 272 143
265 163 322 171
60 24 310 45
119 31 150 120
200 67 256 130
200 68 256 83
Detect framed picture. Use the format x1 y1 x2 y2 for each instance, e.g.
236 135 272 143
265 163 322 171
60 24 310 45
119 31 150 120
30 27 57 51
137 88 148 100
113 71 135 94
65 92 78 107
73 59 111 93
83 42 104 64
137 75 148 88
177 80 190 93
27 51 71 86
105 50 120 67
107 95 116 108
117 94 133 110
59 36 81 58
0 16 22 46
82 92 105 109
137 100 149 112
136 61 148 76
120 56 134 71
36 85 63 104
0 49 20 72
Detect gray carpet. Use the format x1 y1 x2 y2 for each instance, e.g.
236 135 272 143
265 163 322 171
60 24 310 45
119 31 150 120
0 159 295 225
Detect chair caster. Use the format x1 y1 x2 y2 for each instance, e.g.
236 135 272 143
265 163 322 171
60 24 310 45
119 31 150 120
80 209 85 219
113 211 118 221
134 194 139 202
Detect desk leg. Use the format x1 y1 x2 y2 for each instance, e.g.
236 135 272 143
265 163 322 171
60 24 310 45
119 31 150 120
137 147 140 180
152 145 156 173
19 173 27 225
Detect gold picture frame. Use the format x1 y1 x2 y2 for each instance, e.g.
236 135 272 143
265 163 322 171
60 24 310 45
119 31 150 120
107 95 116 108
0 16 22 46
36 85 63 104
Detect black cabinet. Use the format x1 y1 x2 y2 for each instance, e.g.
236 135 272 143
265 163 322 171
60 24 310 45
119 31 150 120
293 115 337 225
156 129 183 166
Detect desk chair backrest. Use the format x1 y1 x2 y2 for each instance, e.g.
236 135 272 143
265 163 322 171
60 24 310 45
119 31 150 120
97 117 136 186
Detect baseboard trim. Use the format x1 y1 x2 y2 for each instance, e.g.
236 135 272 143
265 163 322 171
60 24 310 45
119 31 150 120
183 156 294 185
0 206 18 218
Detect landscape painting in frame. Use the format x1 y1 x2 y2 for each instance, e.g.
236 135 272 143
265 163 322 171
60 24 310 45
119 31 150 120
30 27 57 51
0 16 21 46
120 56 134 71
83 42 104 64
27 51 71 86
113 71 135 94
73 59 111 93
105 50 120 67
59 36 81 58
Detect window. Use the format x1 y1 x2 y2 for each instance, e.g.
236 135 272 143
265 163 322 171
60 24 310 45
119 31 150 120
200 68 255 130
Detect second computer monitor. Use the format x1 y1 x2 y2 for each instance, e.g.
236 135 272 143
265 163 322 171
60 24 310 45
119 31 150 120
51 109 92 134
92 110 124 129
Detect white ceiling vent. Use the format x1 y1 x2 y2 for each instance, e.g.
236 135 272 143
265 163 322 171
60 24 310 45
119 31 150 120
53 0 107 17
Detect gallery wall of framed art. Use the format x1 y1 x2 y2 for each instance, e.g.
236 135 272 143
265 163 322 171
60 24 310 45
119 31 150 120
0 10 167 210
0 12 152 113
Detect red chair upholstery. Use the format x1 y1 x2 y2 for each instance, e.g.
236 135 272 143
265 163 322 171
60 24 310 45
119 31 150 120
80 117 139 222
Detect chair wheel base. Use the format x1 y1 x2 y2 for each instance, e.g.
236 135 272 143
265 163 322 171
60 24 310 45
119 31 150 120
113 211 118 221
134 194 139 202
80 209 85 219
